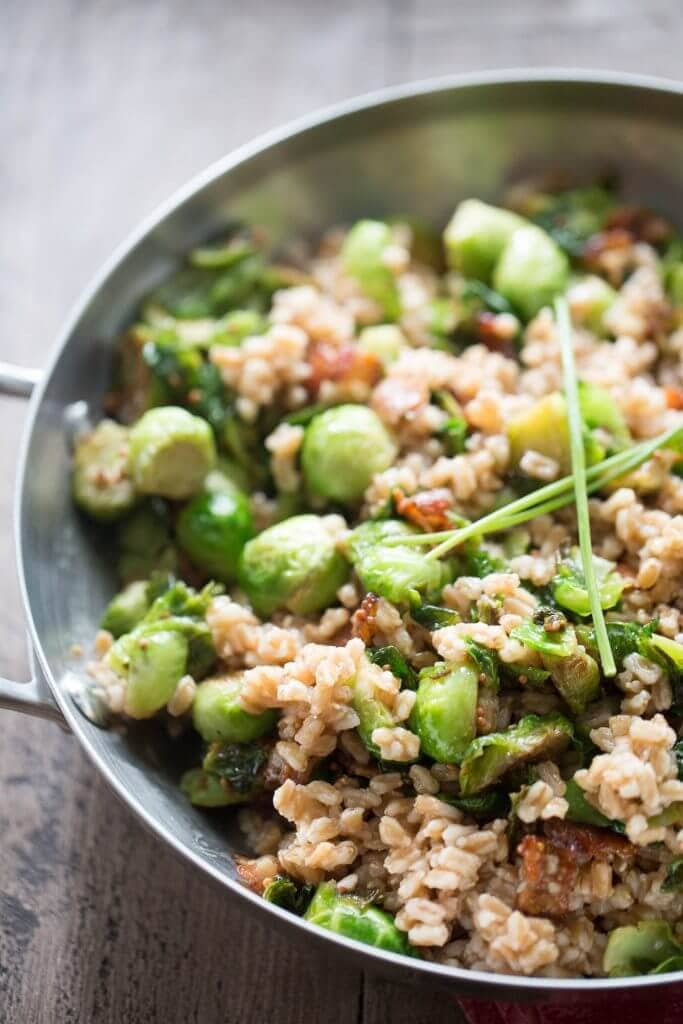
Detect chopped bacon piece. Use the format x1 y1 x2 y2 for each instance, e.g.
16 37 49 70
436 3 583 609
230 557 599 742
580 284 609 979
308 341 381 397
393 487 455 532
582 227 634 266
474 312 517 357
665 387 683 411
517 820 635 917
351 592 380 644
605 206 673 246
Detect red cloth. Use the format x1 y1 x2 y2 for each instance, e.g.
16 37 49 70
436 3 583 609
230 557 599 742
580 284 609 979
459 985 683 1024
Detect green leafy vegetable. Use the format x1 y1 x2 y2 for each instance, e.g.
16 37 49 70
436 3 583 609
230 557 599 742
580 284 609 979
202 740 268 795
263 875 315 915
304 882 418 957
603 920 683 977
552 548 624 617
410 661 479 763
459 713 574 795
366 646 418 690
444 790 511 821
662 858 683 893
410 604 461 630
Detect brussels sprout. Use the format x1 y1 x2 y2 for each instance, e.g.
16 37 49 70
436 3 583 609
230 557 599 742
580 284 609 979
510 620 577 660
263 875 315 915
116 500 178 583
568 275 618 334
181 768 237 807
507 394 572 473
353 655 415 762
142 580 219 680
543 647 600 715
525 185 615 257
239 514 349 617
603 920 683 978
578 381 631 451
107 627 189 719
341 220 401 319
357 324 405 366
301 405 397 504
575 620 656 674
647 803 683 829
410 661 479 763
304 882 417 957
182 738 268 807
438 416 468 455
347 520 454 606
552 547 624 617
366 646 418 690
100 580 151 638
176 483 254 583
72 420 136 521
459 713 574 795
443 200 525 281
129 406 216 500
192 674 277 744
493 224 569 320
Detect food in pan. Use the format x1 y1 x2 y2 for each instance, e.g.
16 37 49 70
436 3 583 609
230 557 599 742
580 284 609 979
77 181 683 976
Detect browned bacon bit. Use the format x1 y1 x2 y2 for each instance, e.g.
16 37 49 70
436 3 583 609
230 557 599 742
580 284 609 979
605 206 673 246
517 820 636 917
351 592 380 644
235 856 268 894
665 387 683 411
308 341 381 397
393 487 455 532
516 834 579 917
582 227 633 267
474 312 517 358
543 818 636 864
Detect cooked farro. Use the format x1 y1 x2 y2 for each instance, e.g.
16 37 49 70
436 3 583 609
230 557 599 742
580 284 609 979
77 183 683 978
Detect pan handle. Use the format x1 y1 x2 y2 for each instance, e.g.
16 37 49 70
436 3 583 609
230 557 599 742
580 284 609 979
0 361 42 398
0 642 68 728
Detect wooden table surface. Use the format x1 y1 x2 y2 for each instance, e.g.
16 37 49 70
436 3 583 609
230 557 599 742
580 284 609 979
1 2 681 1021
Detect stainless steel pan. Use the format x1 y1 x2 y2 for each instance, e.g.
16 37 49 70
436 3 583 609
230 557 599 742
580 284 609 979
2 71 683 1012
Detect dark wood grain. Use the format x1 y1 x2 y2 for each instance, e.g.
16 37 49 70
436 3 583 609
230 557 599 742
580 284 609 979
1 2 681 1022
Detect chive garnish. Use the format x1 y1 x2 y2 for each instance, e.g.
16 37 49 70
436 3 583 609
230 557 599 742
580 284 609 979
384 424 683 554
555 295 615 676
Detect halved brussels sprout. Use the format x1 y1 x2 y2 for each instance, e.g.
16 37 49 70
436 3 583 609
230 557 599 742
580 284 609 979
72 420 136 521
603 920 683 978
443 200 524 280
176 479 254 583
341 220 401 319
302 405 397 504
410 661 479 763
239 514 349 617
100 580 151 638
552 548 624 617
347 520 454 606
304 882 417 956
192 674 277 744
493 224 569 320
129 406 216 499
459 713 574 795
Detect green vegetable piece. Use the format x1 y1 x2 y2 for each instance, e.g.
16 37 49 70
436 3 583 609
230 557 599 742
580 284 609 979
72 419 136 521
411 604 461 630
569 276 618 334
663 858 683 893
507 393 572 473
410 661 478 763
459 713 573 795
493 224 569 320
341 220 401 319
202 739 268 796
357 325 405 366
552 547 624 617
176 483 254 583
564 778 623 830
444 200 524 281
304 882 417 957
543 647 600 715
192 674 277 744
108 628 189 719
263 875 315 915
352 655 414 762
604 920 683 977
511 620 577 659
116 500 178 584
348 520 454 606
465 640 500 689
366 646 418 690
239 514 349 617
302 405 397 503
100 580 151 638
444 790 511 821
578 382 631 450
180 768 237 807
129 406 216 499
648 803 683 828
